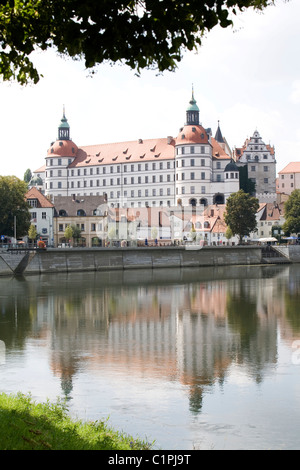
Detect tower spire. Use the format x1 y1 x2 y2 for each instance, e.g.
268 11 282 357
58 106 70 141
186 86 199 126
215 120 224 143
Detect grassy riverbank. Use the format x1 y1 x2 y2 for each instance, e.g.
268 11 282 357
0 392 153 450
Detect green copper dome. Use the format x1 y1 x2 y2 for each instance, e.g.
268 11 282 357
186 90 199 112
59 111 70 129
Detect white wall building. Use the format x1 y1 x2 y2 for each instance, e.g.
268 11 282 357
33 91 241 209
25 187 55 245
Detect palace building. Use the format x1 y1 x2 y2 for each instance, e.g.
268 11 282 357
33 91 275 208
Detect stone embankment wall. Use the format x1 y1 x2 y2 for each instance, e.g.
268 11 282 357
0 245 267 277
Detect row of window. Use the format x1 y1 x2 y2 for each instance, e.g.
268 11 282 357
280 174 294 179
246 154 271 161
58 223 101 232
46 172 238 190
47 160 175 172
176 158 223 169
48 174 175 184
46 180 175 191
176 146 207 155
31 211 47 219
46 157 225 174
176 172 206 181
250 178 270 184
249 166 270 172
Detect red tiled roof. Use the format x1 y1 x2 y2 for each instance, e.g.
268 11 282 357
47 139 78 157
68 137 175 168
278 162 300 174
175 124 209 145
25 187 54 208
35 131 232 174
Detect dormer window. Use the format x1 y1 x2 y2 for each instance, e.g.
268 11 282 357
77 209 86 217
28 199 37 207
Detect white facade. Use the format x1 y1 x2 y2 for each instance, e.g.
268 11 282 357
35 93 241 208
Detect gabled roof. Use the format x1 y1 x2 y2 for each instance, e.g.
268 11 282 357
25 187 54 208
211 138 231 160
259 202 285 221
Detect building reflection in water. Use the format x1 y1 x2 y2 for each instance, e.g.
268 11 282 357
0 264 298 414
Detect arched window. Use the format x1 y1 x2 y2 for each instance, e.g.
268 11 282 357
204 221 210 228
189 198 197 207
59 209 67 217
77 209 86 217
200 198 208 206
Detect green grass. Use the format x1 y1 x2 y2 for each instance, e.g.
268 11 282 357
0 392 154 450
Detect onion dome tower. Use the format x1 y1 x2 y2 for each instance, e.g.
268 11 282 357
45 108 78 197
186 87 200 126
175 87 212 207
58 107 70 140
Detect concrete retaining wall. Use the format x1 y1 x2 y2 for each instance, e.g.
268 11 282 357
283 245 300 263
0 245 264 276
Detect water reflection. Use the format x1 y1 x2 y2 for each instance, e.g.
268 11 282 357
0 264 299 449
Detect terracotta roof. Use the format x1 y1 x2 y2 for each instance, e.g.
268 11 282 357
175 124 209 145
34 165 46 173
25 187 54 208
211 138 231 160
47 139 78 157
278 162 300 174
68 137 175 168
35 131 232 174
259 203 285 221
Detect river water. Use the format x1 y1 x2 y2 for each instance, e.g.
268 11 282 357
0 264 299 450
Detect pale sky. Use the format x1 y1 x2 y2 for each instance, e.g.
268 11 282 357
0 0 299 180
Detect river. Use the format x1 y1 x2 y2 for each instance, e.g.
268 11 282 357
0 264 299 450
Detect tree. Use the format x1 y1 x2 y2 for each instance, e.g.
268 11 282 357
0 0 276 85
225 226 233 240
0 176 31 238
282 189 300 236
238 165 256 195
28 224 37 242
224 190 259 244
24 169 32 184
64 225 73 244
70 224 81 240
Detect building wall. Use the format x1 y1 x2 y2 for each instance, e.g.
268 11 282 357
278 171 300 195
54 216 106 247
28 207 54 245
235 130 276 195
